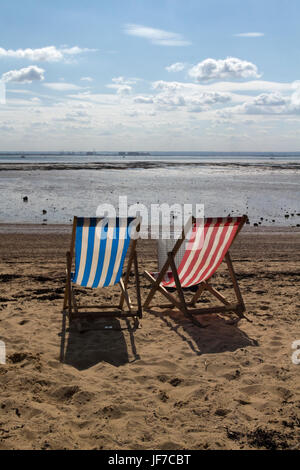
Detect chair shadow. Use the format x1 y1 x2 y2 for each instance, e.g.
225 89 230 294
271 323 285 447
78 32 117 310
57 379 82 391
146 307 258 356
59 312 140 370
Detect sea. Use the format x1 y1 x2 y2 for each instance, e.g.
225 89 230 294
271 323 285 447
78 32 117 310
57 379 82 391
0 152 299 226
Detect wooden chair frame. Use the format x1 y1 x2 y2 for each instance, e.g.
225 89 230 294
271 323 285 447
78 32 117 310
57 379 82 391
143 215 248 326
63 217 142 324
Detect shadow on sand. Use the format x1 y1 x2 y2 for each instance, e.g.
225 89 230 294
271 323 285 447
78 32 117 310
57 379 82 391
147 307 258 356
59 312 140 370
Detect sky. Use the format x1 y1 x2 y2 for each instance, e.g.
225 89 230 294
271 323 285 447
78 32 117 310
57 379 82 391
0 0 300 151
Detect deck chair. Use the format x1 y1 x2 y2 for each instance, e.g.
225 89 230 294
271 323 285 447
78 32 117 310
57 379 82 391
144 215 248 326
63 216 142 325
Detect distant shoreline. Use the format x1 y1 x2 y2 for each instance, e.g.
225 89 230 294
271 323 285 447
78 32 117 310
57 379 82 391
1 161 300 171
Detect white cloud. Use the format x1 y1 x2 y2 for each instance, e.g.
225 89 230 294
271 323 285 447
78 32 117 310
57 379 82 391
2 65 45 83
156 90 230 108
107 84 132 95
111 76 137 85
188 57 261 81
43 82 82 91
196 80 294 93
153 80 293 96
61 46 96 55
0 45 97 62
151 80 231 109
234 32 264 37
252 93 287 106
166 62 186 72
2 66 300 152
7 89 34 94
240 93 288 114
156 94 186 107
67 92 119 104
124 24 191 46
53 110 90 123
290 82 300 110
106 77 138 95
134 96 154 104
152 80 188 92
220 89 300 116
151 79 300 116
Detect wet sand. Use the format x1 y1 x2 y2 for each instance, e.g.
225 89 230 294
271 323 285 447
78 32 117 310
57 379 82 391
0 226 299 450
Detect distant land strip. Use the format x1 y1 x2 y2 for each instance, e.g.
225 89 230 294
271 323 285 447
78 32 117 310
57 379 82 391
0 161 300 171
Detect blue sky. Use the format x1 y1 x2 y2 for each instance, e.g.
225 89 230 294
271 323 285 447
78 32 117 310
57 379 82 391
0 0 299 151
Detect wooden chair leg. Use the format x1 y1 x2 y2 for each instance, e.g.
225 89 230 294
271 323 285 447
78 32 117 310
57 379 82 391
204 282 231 306
225 251 248 319
143 260 172 309
168 253 205 328
63 251 69 311
119 251 134 309
63 278 69 312
133 251 142 318
190 282 207 306
66 251 73 322
59 309 67 363
119 278 133 312
118 249 142 319
144 271 184 311
143 281 157 309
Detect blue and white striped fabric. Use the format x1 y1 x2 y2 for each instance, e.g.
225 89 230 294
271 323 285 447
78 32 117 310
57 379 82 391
71 217 137 288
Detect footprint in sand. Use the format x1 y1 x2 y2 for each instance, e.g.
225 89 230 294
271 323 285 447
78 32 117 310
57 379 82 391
52 385 80 402
240 384 263 396
269 341 283 347
98 405 125 420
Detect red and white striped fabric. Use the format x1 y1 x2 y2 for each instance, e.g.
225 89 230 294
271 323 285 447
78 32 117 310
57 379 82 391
157 217 243 288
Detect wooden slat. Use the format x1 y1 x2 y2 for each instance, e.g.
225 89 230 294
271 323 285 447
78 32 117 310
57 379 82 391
76 304 122 309
190 282 207 306
119 278 133 312
133 250 142 318
225 251 245 312
119 220 140 309
168 252 189 316
168 252 205 327
66 251 73 320
204 282 231 306
144 271 183 311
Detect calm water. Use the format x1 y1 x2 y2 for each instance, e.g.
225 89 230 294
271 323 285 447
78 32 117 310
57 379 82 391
0 153 300 226
1 152 300 165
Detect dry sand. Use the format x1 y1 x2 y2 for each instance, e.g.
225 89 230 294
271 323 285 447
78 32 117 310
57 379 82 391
0 226 299 450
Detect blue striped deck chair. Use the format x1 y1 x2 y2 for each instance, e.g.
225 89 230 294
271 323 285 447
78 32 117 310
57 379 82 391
63 216 142 324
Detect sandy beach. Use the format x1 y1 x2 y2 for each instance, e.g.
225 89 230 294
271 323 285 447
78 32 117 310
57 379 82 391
0 225 299 450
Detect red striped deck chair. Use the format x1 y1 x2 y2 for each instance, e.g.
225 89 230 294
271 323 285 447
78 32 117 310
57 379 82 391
63 216 142 325
144 215 248 327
